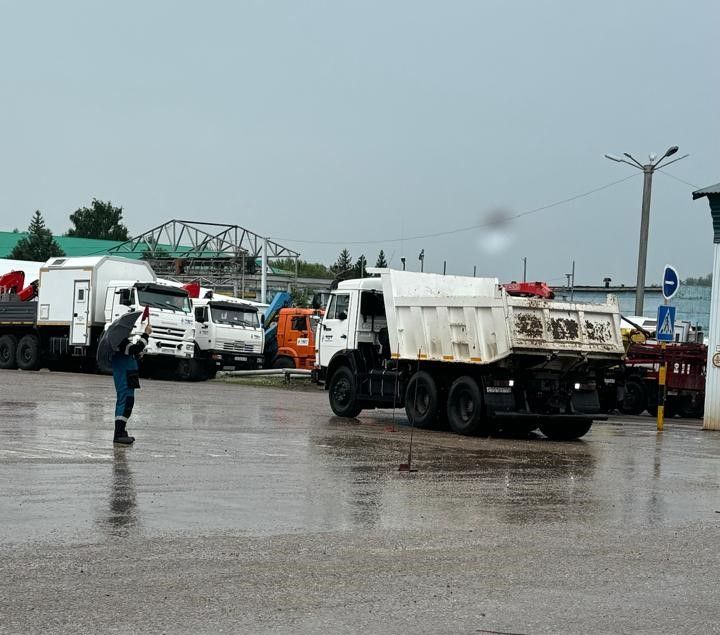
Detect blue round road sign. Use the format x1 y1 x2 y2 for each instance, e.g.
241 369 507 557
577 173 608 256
662 265 679 300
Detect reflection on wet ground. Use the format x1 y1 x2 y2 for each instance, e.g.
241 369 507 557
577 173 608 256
98 448 139 538
1 371 719 545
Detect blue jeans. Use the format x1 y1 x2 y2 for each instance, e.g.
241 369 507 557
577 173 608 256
112 354 139 421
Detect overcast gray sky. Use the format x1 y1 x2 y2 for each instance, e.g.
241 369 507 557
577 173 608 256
1 0 717 284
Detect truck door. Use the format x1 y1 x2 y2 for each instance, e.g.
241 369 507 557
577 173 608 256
319 292 351 366
195 305 211 350
70 280 91 345
293 316 310 352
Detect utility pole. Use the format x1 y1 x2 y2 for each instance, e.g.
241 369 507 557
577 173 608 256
605 145 688 316
522 257 527 283
261 237 268 304
418 249 424 273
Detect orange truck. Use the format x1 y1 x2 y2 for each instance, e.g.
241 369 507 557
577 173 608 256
265 308 322 369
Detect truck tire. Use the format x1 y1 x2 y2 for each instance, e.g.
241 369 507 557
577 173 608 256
446 376 487 436
16 334 40 371
619 377 646 415
0 334 18 370
328 365 362 418
405 371 440 428
539 419 592 440
176 359 206 381
273 356 295 369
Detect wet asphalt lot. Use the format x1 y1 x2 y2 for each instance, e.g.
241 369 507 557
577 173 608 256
1 371 720 634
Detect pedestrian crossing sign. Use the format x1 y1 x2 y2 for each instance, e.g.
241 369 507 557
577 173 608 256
656 305 676 342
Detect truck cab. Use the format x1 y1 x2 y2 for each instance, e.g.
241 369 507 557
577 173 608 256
269 308 323 369
104 281 195 361
317 278 385 371
192 298 264 376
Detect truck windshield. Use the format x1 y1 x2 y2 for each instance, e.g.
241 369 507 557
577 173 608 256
211 306 259 327
137 289 191 313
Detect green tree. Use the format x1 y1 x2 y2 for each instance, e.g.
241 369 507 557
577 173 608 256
684 273 712 287
273 258 333 278
66 199 129 241
331 249 353 278
375 249 388 268
9 211 65 261
290 287 311 308
353 254 367 278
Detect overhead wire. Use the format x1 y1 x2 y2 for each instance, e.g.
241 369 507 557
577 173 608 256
271 173 641 246
657 170 700 190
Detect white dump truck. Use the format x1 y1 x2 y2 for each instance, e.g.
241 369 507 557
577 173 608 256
315 269 625 440
0 256 195 374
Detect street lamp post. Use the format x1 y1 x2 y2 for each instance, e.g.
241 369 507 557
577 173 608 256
604 146 688 316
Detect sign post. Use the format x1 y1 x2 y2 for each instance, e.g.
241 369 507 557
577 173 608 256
656 267 679 432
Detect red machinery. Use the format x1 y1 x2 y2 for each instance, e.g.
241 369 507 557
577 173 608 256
0 271 25 294
502 281 555 300
608 342 707 418
0 270 38 301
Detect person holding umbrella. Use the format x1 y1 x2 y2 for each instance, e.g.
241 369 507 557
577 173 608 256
97 308 152 445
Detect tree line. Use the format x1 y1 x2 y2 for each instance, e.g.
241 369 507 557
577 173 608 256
8 200 129 261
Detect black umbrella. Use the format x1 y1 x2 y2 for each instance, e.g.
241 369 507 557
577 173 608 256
96 311 142 372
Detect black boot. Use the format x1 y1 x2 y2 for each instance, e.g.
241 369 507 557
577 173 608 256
113 419 135 445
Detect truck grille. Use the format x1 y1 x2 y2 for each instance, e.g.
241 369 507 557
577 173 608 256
154 326 187 342
221 341 262 354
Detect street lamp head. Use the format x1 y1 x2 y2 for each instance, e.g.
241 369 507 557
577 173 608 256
604 154 623 162
663 145 679 158
649 153 657 163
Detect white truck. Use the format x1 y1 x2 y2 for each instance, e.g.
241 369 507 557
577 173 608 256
0 256 195 374
316 269 625 440
188 297 264 379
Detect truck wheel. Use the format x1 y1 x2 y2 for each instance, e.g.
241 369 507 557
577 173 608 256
619 378 646 415
273 356 295 369
446 376 487 436
539 419 592 440
175 359 205 381
328 366 362 418
16 334 40 371
0 335 18 370
405 371 439 428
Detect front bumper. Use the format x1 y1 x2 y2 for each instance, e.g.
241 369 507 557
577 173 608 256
209 351 263 370
145 339 195 359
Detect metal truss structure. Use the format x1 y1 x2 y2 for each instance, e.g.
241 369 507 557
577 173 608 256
109 220 298 261
108 220 300 297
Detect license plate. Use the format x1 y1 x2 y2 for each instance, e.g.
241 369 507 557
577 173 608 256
234 356 248 361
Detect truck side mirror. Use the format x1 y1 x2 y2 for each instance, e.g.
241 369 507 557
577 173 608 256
261 314 265 327
195 307 207 323
338 311 347 321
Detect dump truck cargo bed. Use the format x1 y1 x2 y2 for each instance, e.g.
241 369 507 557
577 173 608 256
376 269 624 365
